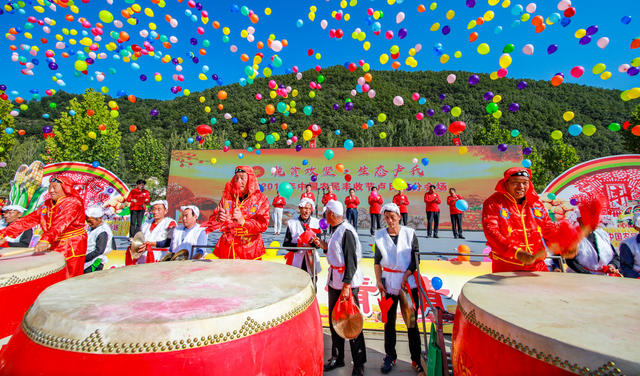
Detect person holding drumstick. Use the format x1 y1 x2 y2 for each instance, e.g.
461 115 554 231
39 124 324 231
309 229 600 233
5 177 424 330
0 205 33 247
482 168 560 273
126 200 176 265
374 203 423 375
313 200 367 376
0 175 87 277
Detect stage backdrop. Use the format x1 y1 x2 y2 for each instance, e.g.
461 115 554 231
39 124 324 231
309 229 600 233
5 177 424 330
542 154 640 247
167 146 522 231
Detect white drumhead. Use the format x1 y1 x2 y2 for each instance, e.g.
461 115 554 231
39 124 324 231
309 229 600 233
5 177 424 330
0 249 66 288
458 272 640 374
23 260 315 354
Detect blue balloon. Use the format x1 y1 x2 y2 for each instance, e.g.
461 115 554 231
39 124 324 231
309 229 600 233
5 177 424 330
421 157 429 166
335 130 341 135
302 159 309 165
238 153 244 159
187 137 194 144
522 159 532 168
621 15 632 25
4 127 13 134
431 277 443 290
68 110 76 116
455 199 469 211
181 115 188 123
412 184 418 191
344 139 354 150
568 124 583 137
259 184 264 192
560 17 571 27
91 161 100 168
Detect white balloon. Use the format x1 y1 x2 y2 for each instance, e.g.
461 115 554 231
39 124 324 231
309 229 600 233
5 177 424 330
320 19 328 30
596 37 609 49
55 42 65 49
351 89 357 96
270 40 283 52
296 72 302 80
170 19 178 28
522 43 534 55
557 0 571 11
525 3 537 13
176 65 183 72
247 27 255 34
247 34 255 42
224 113 232 120
447 74 457 84
618 64 630 73
396 11 405 24
393 95 405 106
113 20 123 28
42 26 50 34
286 139 293 145
169 36 178 43
357 77 365 85
368 90 376 98
230 45 238 52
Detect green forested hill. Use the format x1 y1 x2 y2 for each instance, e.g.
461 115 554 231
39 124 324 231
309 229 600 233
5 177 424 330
7 65 639 187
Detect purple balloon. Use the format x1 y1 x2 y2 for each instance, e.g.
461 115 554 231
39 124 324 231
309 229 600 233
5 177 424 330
295 144 303 152
195 135 202 141
554 72 565 78
468 75 480 85
426 109 435 117
439 93 447 100
332 103 340 110
150 109 159 116
441 105 451 113
517 81 527 90
195 2 203 10
547 44 558 54
398 28 408 39
522 147 533 155
345 102 354 111
42 125 52 133
508 103 520 112
434 123 448 136
570 198 579 206
140 74 147 81
190 38 198 45
466 0 476 7
627 67 639 76
85 58 94 65
269 116 277 123
192 57 199 64
579 35 591 45
48 62 58 70
0 84 6 91
498 143 508 152
483 91 494 101
311 174 318 182
319 218 329 230
442 25 451 35
586 25 598 36
211 74 219 80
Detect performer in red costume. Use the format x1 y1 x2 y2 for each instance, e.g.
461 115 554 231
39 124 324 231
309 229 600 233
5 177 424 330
482 167 557 273
203 166 270 259
0 175 87 277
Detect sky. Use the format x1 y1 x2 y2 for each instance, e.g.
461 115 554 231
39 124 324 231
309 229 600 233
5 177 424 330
0 0 638 101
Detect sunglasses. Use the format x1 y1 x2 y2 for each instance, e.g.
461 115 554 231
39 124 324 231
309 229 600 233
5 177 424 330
50 177 62 184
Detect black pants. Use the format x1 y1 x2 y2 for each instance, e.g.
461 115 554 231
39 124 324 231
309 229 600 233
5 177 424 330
130 210 145 237
426 211 439 236
328 286 367 367
83 262 104 274
400 213 408 226
370 213 381 235
451 213 463 237
384 288 421 363
346 208 358 229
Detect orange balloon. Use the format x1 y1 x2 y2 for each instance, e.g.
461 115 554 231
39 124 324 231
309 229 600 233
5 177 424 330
129 125 137 132
240 54 249 62
362 123 368 130
61 52 69 58
165 14 172 22
18 129 25 136
282 39 288 47
476 17 484 25
65 15 74 22
281 123 288 130
120 10 130 19
128 95 136 103
535 24 546 33
531 15 543 26
551 75 563 87
15 97 23 104
265 104 275 115
632 125 640 136
364 73 372 82
199 48 206 55
218 104 224 110
98 124 106 131
336 163 345 173
212 21 220 29
162 42 172 49
458 244 471 261
119 31 130 42
217 90 228 100
256 41 264 49
391 61 401 69
250 14 259 23
469 32 478 42
417 4 426 12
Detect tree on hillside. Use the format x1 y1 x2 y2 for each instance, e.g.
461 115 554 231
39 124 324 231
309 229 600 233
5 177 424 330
537 138 579 190
129 129 167 181
44 89 121 171
0 98 17 166
622 104 640 154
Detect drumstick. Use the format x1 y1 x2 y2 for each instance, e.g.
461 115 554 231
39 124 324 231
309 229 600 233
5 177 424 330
0 247 35 258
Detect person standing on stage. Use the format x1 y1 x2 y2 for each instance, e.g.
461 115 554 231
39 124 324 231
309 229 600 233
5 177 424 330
322 186 338 207
169 205 208 260
374 203 423 375
424 185 441 238
620 213 640 278
313 200 366 376
203 166 270 260
126 179 150 238
301 183 316 202
447 188 465 239
369 187 384 236
0 205 33 247
272 193 286 235
345 189 360 229
283 198 321 274
392 190 410 226
482 167 558 273
0 175 87 277
84 206 113 273
126 200 176 265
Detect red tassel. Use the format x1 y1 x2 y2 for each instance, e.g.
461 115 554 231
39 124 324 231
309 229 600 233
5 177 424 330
548 220 581 255
578 196 604 229
378 296 394 323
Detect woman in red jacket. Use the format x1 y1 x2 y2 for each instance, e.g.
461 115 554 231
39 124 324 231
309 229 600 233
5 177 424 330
368 187 383 236
447 188 464 239
392 189 410 226
126 179 150 237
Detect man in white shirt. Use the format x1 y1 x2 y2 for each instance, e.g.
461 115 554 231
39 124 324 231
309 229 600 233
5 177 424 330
169 205 208 260
84 206 113 273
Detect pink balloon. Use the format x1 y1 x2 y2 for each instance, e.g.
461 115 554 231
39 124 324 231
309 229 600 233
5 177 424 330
412 92 420 101
596 37 609 49
447 74 457 84
570 66 585 78
497 68 508 78
416 112 424 120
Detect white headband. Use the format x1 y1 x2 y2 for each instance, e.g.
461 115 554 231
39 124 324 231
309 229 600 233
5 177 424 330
150 200 168 209
2 205 25 213
299 197 315 209
180 205 200 218
381 203 401 215
85 205 104 218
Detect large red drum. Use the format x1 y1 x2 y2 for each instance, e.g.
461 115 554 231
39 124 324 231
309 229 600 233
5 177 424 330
0 249 67 341
0 259 323 375
452 272 640 376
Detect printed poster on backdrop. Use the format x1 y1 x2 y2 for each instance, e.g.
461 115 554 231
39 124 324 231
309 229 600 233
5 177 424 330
542 155 640 247
167 146 522 231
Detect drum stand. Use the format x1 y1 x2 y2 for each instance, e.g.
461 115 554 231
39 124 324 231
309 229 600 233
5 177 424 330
413 251 567 375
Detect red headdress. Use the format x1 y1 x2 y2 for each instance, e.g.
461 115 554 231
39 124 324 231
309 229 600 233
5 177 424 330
50 174 84 202
494 167 538 202
223 165 260 199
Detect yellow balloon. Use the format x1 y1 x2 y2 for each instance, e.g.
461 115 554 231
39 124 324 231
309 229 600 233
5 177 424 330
440 54 449 64
446 10 455 20
390 45 400 54
380 53 389 64
490 71 499 80
592 63 606 75
600 71 612 80
563 111 574 121
144 8 154 17
493 95 502 103
488 0 500 5
499 54 512 68
575 29 586 39
551 130 563 140
80 144 88 151
198 73 207 80
484 10 494 21
264 7 271 15
492 110 502 119
454 51 462 58
628 87 640 99
467 20 477 29
477 43 490 55
210 157 217 164
458 146 469 155
502 0 511 8
303 129 313 141
363 41 371 51
520 13 530 22
429 2 437 11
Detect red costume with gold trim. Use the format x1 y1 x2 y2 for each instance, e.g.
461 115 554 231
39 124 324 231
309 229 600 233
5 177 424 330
482 167 556 273
0 175 87 277
203 166 270 259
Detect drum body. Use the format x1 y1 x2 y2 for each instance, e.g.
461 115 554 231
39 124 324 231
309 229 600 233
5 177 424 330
0 250 67 340
0 259 323 376
452 272 640 376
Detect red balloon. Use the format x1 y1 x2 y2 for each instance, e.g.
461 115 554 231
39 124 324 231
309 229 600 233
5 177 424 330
623 121 631 130
570 66 585 78
564 7 576 17
345 174 352 182
449 121 467 135
196 124 212 136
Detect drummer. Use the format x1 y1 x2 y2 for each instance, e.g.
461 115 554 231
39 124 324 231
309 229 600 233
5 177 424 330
168 205 208 260
282 198 321 274
84 206 113 273
312 200 366 376
374 203 423 375
0 175 87 277
0 205 33 247
126 200 176 265
565 209 620 275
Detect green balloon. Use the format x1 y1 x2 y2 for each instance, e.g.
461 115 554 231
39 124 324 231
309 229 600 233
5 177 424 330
324 149 335 160
278 182 294 198
608 122 620 132
317 75 325 83
486 102 499 114
303 105 313 116
503 44 515 53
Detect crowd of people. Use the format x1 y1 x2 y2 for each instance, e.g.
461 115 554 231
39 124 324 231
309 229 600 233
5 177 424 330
0 166 639 375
